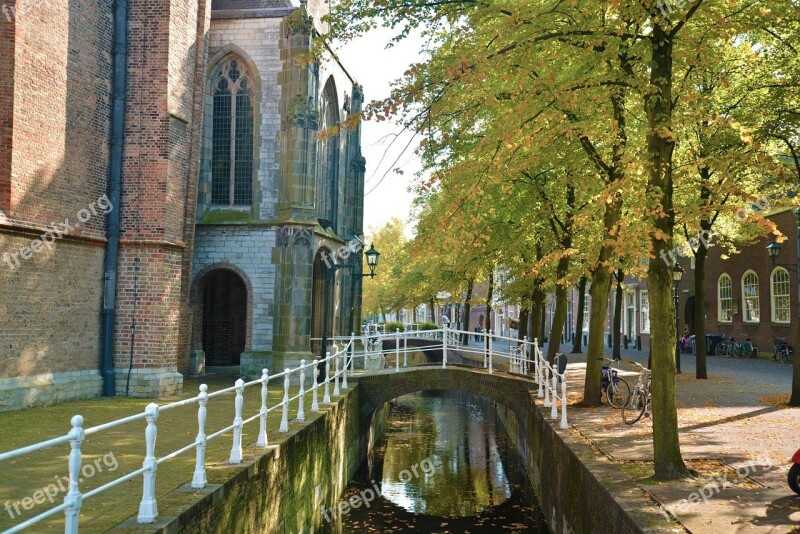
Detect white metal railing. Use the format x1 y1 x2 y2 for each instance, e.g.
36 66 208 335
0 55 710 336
0 326 569 534
0 339 354 534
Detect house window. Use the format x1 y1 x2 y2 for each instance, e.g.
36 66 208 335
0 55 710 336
718 274 733 323
771 267 791 323
211 58 254 206
741 270 760 323
582 297 590 330
640 290 650 333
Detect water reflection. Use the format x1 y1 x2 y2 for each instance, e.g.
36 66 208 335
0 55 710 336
327 390 548 533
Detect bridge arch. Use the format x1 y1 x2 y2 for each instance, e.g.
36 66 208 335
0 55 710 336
354 366 536 446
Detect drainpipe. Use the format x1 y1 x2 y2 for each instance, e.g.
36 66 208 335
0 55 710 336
100 0 129 397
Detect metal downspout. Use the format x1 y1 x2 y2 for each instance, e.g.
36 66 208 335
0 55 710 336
100 0 129 396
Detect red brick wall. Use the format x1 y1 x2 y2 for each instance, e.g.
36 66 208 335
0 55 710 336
0 0 14 214
0 0 113 379
705 209 798 354
114 0 209 374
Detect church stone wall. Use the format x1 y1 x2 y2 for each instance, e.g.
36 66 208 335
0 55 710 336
206 17 284 220
192 227 278 352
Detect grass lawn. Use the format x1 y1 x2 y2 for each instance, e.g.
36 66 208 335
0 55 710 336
0 368 327 532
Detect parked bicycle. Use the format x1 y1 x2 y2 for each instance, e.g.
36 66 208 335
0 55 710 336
774 337 794 364
598 358 630 408
715 333 735 357
732 333 755 359
622 361 651 425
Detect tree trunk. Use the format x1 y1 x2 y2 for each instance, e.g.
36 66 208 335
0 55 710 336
792 214 800 406
462 278 474 345
613 269 624 360
530 283 545 342
693 240 708 379
518 307 529 342
429 298 435 323
546 257 570 365
572 276 587 353
583 190 622 407
584 267 613 406
645 24 688 479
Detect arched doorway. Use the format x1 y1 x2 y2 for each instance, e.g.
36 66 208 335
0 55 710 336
311 250 330 357
202 269 247 366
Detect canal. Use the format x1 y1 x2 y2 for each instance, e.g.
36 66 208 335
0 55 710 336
323 390 549 533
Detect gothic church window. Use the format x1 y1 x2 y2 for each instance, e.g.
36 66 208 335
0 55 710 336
211 58 254 206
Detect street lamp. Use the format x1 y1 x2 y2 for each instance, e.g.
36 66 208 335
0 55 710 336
673 263 684 374
364 243 380 277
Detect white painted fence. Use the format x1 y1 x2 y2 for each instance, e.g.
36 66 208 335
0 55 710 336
0 340 353 534
0 327 568 533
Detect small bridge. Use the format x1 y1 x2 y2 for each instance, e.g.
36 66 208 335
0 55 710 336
354 365 538 436
0 327 567 533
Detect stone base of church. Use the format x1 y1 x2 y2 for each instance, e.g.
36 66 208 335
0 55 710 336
114 369 183 398
0 370 103 413
242 350 317 381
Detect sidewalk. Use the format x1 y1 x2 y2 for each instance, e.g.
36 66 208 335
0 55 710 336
478 339 800 533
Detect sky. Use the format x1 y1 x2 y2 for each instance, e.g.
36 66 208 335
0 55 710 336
335 28 426 237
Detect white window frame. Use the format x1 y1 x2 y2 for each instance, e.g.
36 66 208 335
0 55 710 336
770 267 791 324
624 290 637 337
640 290 650 333
717 274 733 323
741 270 760 323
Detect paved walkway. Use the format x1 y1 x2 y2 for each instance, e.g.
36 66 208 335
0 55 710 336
453 339 800 533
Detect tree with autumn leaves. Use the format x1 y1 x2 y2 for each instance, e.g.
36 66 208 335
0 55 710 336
324 0 800 478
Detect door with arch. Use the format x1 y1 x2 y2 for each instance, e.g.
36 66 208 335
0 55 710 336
202 269 247 366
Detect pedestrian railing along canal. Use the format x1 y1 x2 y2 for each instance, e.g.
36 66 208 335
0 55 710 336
0 328 568 534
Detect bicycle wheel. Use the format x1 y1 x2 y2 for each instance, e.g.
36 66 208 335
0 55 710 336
715 342 728 357
623 388 646 425
607 377 631 409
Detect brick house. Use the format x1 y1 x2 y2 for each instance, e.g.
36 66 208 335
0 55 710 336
0 0 365 411
704 208 798 355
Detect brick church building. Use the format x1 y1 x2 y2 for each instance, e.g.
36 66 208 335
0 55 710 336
0 0 366 411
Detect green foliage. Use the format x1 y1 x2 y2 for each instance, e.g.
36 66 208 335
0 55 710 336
384 321 406 333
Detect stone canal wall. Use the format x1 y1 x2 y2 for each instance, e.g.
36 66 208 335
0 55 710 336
496 399 670 534
114 386 385 533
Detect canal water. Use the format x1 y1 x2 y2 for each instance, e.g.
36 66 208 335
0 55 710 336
323 390 549 533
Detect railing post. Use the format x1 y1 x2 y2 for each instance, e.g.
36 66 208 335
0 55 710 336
311 360 320 412
488 330 494 374
349 332 356 377
509 341 515 373
561 370 568 430
523 336 529 375
229 378 245 464
297 360 306 422
137 403 159 523
342 340 350 389
279 370 290 432
395 328 400 373
442 324 448 368
403 329 408 367
362 334 368 369
64 415 84 534
551 369 559 420
334 352 341 396
192 384 209 488
256 370 269 448
536 339 544 398
323 353 331 403
544 366 551 407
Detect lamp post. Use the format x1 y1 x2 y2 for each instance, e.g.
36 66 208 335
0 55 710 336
321 243 380 363
673 263 684 374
